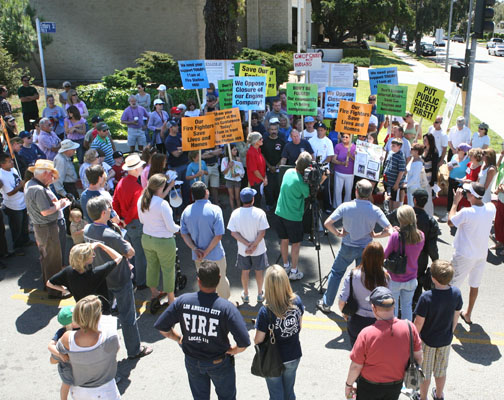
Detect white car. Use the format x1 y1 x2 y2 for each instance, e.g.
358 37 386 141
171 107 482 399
486 38 503 49
489 44 504 56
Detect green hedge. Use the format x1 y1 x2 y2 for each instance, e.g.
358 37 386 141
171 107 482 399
375 33 388 43
236 47 293 87
341 57 370 67
88 108 127 139
342 48 372 58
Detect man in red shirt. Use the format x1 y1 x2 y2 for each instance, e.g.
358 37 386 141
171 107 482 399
112 153 147 289
345 286 423 400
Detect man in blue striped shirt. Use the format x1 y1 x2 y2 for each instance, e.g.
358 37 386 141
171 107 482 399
383 138 406 211
90 122 116 166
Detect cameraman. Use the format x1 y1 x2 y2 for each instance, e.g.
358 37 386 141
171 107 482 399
275 152 327 280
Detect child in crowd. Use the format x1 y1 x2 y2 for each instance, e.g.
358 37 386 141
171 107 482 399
414 260 463 400
30 118 42 143
186 150 208 187
96 149 115 191
111 151 127 187
18 130 46 166
47 306 78 400
221 144 244 209
69 209 87 244
9 137 28 178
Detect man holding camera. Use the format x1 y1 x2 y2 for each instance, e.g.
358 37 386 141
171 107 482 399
318 179 392 313
275 151 327 280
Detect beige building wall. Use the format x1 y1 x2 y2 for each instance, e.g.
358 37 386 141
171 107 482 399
246 0 292 49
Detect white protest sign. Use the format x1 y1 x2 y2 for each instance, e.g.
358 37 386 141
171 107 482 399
308 63 354 92
354 139 385 182
204 60 249 86
294 53 323 71
441 84 461 133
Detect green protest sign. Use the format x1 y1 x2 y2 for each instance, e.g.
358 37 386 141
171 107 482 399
410 82 445 122
286 83 318 116
218 79 233 109
376 84 408 116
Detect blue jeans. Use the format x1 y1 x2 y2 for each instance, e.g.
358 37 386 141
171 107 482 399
323 243 365 307
126 219 147 287
265 358 300 400
3 207 29 250
109 282 140 358
389 278 417 321
74 138 85 164
185 354 237 400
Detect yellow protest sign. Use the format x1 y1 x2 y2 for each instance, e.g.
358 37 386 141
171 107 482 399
214 108 243 145
238 64 277 97
181 115 215 151
335 100 372 136
410 83 445 122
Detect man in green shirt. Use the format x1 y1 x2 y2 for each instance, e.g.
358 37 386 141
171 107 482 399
17 75 39 130
275 151 326 280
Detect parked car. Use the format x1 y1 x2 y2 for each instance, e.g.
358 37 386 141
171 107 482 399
451 35 464 43
489 43 504 56
486 38 503 49
433 39 446 47
421 43 436 56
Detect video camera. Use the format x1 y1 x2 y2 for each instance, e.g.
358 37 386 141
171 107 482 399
303 156 330 195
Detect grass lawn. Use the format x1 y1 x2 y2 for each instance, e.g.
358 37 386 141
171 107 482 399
355 81 502 150
370 46 413 72
403 49 442 69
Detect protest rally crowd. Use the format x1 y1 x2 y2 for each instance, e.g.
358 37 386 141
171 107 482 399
0 64 503 400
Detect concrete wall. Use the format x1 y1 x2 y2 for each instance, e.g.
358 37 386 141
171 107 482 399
29 0 205 83
246 0 292 49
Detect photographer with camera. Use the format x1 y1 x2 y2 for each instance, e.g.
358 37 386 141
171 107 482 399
275 152 327 281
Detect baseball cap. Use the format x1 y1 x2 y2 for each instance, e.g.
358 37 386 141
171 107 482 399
456 116 465 125
305 116 315 123
62 81 71 88
315 122 327 130
157 84 167 91
269 117 280 125
91 116 104 124
57 306 74 326
19 130 32 139
177 103 187 111
96 122 109 131
463 182 485 199
171 106 181 114
368 114 378 126
412 188 429 201
457 143 471 153
366 286 395 308
478 122 489 130
240 188 257 203
153 98 164 106
113 151 124 159
166 120 178 128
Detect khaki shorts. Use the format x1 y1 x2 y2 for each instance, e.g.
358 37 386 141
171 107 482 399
421 343 451 378
207 163 220 188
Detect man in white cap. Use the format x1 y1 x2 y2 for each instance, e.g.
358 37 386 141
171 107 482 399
53 139 80 199
113 153 148 289
448 182 496 325
447 116 471 161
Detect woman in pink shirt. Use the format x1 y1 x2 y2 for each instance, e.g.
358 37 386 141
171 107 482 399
332 133 356 207
64 105 86 163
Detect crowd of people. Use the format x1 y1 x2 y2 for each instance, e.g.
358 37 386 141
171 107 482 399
0 74 502 400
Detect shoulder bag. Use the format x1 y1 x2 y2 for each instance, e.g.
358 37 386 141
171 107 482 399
403 321 425 391
251 308 285 378
341 270 358 316
384 231 408 274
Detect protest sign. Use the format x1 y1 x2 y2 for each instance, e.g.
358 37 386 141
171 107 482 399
441 83 461 133
204 60 248 86
178 60 209 89
410 83 445 122
308 63 354 92
234 60 261 76
354 139 385 181
324 87 356 118
294 53 323 71
286 83 318 116
214 108 243 145
368 67 398 95
335 100 372 136
181 115 215 151
238 64 276 97
376 84 408 116
218 79 233 110
232 76 266 111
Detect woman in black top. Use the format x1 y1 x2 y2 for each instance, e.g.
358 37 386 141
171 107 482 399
47 242 123 312
422 133 439 216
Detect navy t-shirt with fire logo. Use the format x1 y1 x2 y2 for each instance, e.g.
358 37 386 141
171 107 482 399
154 291 250 361
255 295 304 362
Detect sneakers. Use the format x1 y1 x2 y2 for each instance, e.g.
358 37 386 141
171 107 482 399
432 387 444 400
438 213 448 223
316 299 331 313
241 291 249 303
288 270 304 280
257 292 264 303
283 262 291 274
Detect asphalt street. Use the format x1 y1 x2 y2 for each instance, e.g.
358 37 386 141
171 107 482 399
0 200 502 400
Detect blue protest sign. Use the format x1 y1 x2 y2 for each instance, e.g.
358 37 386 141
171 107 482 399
231 77 266 111
178 60 209 89
40 22 56 33
324 87 356 118
368 67 398 95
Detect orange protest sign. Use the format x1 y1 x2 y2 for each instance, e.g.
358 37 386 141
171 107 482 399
335 100 372 136
181 114 215 151
214 108 243 145
0 117 14 158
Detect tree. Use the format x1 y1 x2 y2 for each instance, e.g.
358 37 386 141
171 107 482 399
203 0 244 59
0 47 27 93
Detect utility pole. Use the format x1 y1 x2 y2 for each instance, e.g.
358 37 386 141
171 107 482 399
445 0 455 72
463 36 477 125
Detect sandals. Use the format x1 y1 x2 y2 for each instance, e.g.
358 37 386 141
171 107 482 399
128 345 153 360
460 311 473 325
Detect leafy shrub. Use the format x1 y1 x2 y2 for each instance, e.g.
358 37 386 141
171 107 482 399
375 33 388 43
264 43 298 54
0 47 27 93
103 67 148 89
342 48 372 58
135 51 181 87
236 47 293 87
389 43 394 51
88 108 127 139
340 57 370 67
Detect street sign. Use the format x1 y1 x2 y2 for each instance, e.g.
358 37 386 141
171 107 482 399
40 22 56 33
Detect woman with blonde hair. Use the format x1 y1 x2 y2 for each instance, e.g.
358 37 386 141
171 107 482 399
79 149 99 189
47 242 123 312
54 295 121 399
65 89 89 119
137 173 179 313
478 148 497 203
384 205 425 321
254 265 304 400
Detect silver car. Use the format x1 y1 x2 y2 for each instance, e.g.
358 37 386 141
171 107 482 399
489 44 504 56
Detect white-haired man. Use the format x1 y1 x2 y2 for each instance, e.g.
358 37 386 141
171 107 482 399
121 95 150 152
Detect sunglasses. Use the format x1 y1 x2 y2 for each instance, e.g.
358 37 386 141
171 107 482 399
369 98 376 101
342 136 350 139
434 121 442 124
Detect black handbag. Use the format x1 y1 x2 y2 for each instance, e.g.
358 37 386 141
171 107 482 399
342 270 358 316
384 231 408 274
251 308 285 378
403 322 425 391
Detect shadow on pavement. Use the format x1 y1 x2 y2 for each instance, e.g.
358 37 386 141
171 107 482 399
452 323 501 365
15 302 58 334
324 314 352 351
116 357 139 395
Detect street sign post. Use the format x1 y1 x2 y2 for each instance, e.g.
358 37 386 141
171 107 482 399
40 22 56 33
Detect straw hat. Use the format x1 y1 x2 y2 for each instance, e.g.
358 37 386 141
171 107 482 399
122 154 146 171
28 159 60 179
